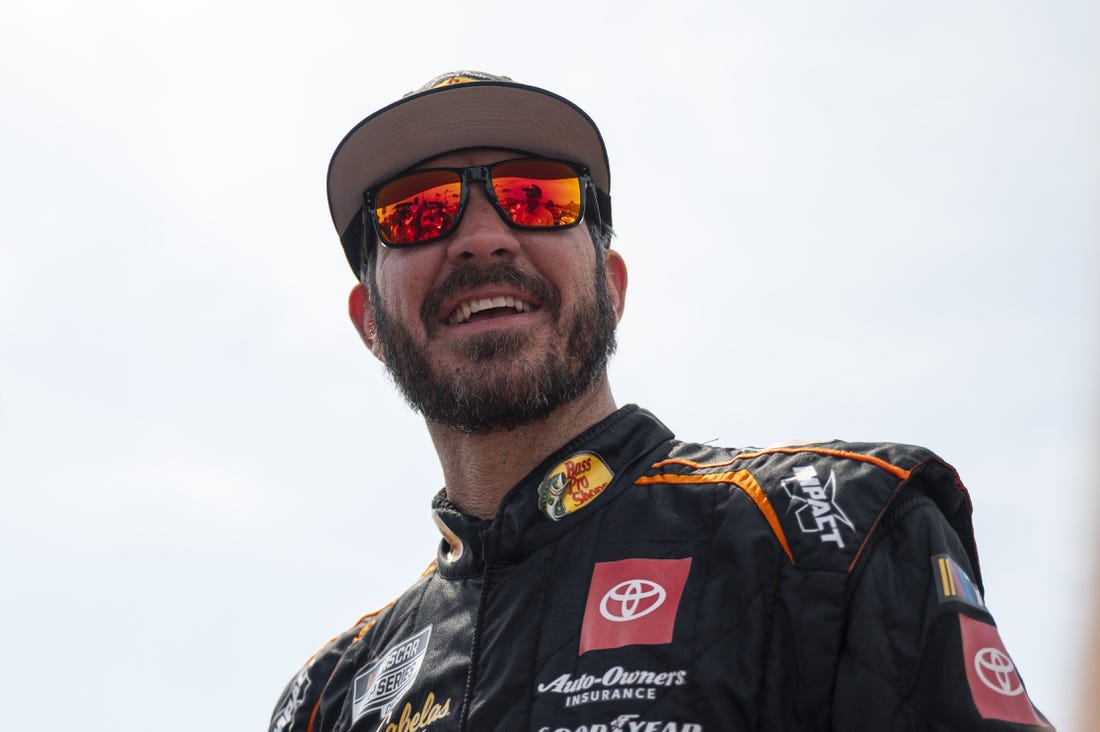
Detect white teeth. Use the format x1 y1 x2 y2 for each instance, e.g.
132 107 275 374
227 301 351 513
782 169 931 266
447 296 534 324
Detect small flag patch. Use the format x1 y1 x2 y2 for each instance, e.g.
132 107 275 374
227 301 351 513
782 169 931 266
932 554 985 610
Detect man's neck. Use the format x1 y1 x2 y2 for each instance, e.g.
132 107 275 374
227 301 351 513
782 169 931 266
425 378 618 519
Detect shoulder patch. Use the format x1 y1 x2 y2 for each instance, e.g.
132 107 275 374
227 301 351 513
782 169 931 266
270 661 313 732
958 615 1049 726
779 466 855 548
932 554 985 611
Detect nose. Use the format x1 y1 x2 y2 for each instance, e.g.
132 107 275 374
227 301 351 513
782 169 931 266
444 185 522 265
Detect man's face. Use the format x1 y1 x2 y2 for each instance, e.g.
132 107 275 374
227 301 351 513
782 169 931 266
359 150 623 434
525 188 540 211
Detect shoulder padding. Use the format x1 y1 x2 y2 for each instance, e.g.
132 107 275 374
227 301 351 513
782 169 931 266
647 440 976 579
740 441 976 578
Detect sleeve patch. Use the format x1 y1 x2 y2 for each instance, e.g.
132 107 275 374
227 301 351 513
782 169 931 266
270 661 314 732
932 554 985 611
958 614 1049 726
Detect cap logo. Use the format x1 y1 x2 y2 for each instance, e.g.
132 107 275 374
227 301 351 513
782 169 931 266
411 70 513 95
438 76 480 87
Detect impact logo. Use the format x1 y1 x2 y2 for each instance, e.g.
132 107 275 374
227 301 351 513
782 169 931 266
780 465 854 547
351 625 432 726
270 664 312 732
538 452 614 521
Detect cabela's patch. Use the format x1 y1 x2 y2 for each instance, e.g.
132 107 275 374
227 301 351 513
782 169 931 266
537 452 614 521
380 691 452 732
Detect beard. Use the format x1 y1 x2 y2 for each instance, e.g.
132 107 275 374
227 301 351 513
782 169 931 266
370 258 618 434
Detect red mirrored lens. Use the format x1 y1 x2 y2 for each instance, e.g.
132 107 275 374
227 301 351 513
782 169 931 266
374 170 462 245
491 160 582 228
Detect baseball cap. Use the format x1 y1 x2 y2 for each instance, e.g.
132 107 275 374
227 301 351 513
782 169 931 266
327 70 612 273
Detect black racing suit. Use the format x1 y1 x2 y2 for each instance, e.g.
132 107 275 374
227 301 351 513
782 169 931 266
270 405 1051 731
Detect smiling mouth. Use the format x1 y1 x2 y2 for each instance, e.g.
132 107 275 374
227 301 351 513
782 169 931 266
447 296 538 325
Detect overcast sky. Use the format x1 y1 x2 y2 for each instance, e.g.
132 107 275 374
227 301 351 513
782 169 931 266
1 1 1097 729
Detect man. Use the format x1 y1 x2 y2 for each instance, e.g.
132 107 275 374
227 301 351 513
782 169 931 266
270 71 1051 732
514 184 556 227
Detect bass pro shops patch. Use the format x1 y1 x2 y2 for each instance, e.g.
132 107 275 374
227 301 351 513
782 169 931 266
538 452 614 521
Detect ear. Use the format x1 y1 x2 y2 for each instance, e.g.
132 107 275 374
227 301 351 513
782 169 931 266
603 249 628 321
348 282 384 362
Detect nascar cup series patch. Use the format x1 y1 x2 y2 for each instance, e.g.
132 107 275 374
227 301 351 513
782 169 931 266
537 452 614 521
351 625 432 726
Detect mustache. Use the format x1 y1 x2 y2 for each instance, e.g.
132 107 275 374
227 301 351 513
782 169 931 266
421 262 561 329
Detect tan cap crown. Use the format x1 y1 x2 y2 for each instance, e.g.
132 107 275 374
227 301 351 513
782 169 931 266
326 71 611 273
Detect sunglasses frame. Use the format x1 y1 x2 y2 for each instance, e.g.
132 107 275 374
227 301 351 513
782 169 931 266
362 155 610 249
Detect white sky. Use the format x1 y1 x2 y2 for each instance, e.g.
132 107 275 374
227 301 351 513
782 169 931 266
1 1 1096 729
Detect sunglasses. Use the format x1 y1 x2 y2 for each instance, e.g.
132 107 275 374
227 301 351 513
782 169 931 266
363 157 609 248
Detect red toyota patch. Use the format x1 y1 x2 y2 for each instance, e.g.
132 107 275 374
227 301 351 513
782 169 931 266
958 614 1047 726
579 558 692 655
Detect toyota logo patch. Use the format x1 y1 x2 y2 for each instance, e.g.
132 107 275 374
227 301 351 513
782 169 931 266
579 558 691 654
599 579 667 622
957 614 1046 726
975 647 1024 697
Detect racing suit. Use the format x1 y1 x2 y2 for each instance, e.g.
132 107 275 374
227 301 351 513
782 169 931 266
270 405 1050 731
